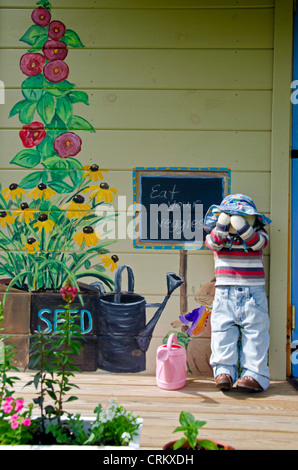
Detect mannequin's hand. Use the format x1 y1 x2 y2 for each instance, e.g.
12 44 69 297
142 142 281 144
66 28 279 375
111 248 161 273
217 212 230 226
230 215 246 231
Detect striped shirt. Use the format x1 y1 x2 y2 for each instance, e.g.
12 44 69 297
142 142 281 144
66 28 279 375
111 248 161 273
205 221 269 286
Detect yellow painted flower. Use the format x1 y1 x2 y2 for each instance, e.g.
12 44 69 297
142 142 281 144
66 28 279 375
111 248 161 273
34 214 56 233
83 164 108 182
82 183 117 203
73 226 101 247
23 237 40 254
27 183 56 200
100 254 119 272
13 203 37 224
2 183 26 201
0 211 16 228
61 195 91 219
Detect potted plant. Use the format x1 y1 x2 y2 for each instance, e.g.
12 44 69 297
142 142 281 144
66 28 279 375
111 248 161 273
0 286 142 449
163 411 234 451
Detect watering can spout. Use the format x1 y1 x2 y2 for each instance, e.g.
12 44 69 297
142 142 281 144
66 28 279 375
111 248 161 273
136 272 184 352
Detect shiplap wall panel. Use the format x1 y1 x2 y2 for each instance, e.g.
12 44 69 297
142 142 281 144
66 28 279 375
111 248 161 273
0 169 271 213
2 49 273 90
2 90 272 131
0 8 274 49
0 1 275 8
0 1 276 376
0 130 271 171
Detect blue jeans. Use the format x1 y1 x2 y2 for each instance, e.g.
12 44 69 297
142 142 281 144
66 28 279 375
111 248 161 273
210 286 270 390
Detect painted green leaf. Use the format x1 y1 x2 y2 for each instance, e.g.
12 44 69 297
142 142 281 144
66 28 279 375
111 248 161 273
37 134 56 160
37 92 56 125
65 157 82 170
50 169 67 182
44 79 75 97
69 115 95 132
46 115 67 139
47 180 73 193
19 171 42 189
20 24 48 46
19 101 37 124
9 99 28 118
56 96 73 125
36 0 52 10
22 75 44 102
67 90 89 105
44 156 68 169
62 29 85 48
69 170 83 187
10 148 41 168
28 33 48 52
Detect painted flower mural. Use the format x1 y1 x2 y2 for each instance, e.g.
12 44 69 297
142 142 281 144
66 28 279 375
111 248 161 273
20 53 46 77
2 0 118 295
42 40 68 61
9 0 92 193
54 131 82 158
19 122 46 148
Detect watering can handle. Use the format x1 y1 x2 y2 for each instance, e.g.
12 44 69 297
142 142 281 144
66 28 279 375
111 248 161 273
167 333 178 350
90 281 106 294
114 265 135 302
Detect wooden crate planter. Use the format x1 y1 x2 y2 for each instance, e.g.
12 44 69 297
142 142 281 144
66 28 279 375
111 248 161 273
0 280 101 371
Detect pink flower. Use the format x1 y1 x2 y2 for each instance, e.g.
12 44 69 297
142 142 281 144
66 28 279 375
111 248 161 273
11 421 19 430
22 418 31 427
15 399 24 412
60 285 78 302
42 40 68 61
19 122 46 148
20 53 45 77
48 20 66 40
3 403 13 414
31 7 51 27
43 59 69 83
4 396 13 404
54 132 82 158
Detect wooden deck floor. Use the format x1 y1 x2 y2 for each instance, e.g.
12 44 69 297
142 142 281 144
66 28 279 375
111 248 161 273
11 372 298 451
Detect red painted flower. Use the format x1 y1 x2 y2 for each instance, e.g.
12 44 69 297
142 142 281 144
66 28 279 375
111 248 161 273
20 53 45 77
54 132 82 158
31 7 51 27
19 122 46 148
43 59 69 83
48 20 66 40
42 40 68 61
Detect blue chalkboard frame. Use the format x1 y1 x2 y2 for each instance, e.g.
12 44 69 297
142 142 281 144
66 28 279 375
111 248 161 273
132 167 231 250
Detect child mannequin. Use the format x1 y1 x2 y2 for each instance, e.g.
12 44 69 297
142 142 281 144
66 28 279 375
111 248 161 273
204 194 272 392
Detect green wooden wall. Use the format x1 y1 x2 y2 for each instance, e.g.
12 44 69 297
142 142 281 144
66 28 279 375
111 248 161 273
0 0 293 379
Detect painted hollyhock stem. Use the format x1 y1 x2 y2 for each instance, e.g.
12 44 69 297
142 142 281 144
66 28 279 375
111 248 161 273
9 0 94 193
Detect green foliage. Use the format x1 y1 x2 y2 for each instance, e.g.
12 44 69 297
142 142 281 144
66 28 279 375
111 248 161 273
0 180 116 294
173 411 219 450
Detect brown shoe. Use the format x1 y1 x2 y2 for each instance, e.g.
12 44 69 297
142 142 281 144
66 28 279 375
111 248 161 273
236 376 263 392
215 374 233 390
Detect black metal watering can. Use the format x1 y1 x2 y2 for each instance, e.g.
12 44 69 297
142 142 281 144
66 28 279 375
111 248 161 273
91 265 184 373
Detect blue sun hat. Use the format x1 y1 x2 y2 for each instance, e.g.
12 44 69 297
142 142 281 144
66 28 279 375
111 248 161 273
204 193 272 233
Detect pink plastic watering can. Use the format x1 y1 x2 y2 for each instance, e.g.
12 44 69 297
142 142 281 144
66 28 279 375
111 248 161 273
156 333 187 390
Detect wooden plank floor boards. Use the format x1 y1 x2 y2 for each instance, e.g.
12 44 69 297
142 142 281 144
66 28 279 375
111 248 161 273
10 373 298 450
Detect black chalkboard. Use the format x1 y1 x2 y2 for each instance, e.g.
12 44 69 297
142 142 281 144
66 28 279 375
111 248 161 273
133 167 230 250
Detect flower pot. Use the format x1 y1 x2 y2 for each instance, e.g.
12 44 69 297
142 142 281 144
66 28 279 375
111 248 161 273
0 417 143 450
162 438 235 451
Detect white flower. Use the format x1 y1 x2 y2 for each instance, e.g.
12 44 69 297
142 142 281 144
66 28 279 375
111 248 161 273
121 432 131 444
